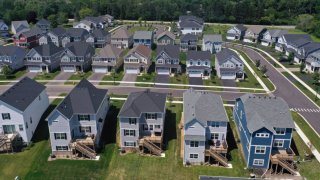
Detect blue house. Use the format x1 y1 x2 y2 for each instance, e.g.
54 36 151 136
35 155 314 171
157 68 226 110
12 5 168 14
233 94 296 175
133 31 153 48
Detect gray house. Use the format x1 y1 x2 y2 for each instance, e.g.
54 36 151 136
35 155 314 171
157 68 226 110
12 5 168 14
226 24 247 41
123 45 151 74
92 44 124 73
294 42 320 64
178 15 204 35
261 29 287 46
62 28 89 47
155 44 181 75
36 19 51 33
215 48 244 80
25 43 64 73
39 27 67 47
183 89 229 166
48 79 109 159
180 33 197 52
243 26 266 43
202 34 222 54
275 34 312 56
11 20 29 34
0 20 9 37
86 29 110 48
60 42 95 72
111 27 133 49
0 45 26 72
0 77 49 148
133 31 153 48
305 51 320 73
118 90 167 156
156 31 176 45
186 51 211 78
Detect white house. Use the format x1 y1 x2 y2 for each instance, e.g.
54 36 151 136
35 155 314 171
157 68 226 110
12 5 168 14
202 34 222 54
226 24 247 41
178 15 204 35
215 48 244 80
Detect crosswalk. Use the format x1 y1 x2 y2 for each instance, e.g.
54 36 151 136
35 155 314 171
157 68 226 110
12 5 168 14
290 108 320 113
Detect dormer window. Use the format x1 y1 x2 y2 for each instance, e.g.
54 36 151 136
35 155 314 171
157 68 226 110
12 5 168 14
145 113 157 120
78 114 90 121
256 133 269 138
274 128 285 135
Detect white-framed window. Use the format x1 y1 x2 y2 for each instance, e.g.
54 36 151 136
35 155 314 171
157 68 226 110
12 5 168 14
56 146 68 151
208 121 220 127
143 124 148 131
155 125 161 129
129 118 136 125
189 126 195 128
146 113 157 120
79 126 91 133
256 133 269 138
124 129 135 136
149 125 153 131
189 153 198 159
274 128 286 135
211 133 219 140
19 124 24 131
2 113 11 120
78 115 90 121
124 141 136 147
273 139 284 147
190 141 199 147
255 146 266 154
54 133 67 140
253 159 264 166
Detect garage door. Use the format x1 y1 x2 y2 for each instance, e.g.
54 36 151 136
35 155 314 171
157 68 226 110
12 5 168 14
221 73 235 80
126 68 139 74
188 70 202 77
157 68 170 75
28 66 42 73
62 65 75 72
94 67 107 73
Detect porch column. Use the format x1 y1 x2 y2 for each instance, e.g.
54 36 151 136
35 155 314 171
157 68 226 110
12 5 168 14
46 66 49 73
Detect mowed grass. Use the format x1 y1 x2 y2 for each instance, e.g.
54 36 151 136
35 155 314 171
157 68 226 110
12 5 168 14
64 71 93 85
33 71 60 84
0 69 27 85
135 72 155 87
99 71 125 85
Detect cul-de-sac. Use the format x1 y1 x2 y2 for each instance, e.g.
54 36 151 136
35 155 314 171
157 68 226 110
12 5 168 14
0 1 320 180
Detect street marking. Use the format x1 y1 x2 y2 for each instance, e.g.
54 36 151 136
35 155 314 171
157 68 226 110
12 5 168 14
290 108 320 113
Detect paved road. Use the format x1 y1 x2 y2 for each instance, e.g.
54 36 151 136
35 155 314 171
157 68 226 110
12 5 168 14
188 77 204 90
228 44 320 134
120 74 137 86
155 74 170 88
221 79 239 92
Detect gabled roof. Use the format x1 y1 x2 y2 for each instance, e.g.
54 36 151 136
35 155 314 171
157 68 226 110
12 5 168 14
56 79 108 119
0 45 25 56
180 33 197 41
247 25 265 34
301 42 320 54
118 90 166 117
49 27 67 37
283 34 312 47
20 27 43 38
179 15 204 28
306 51 320 64
203 34 222 43
84 16 104 24
66 28 89 38
156 44 179 59
127 45 151 59
216 48 242 65
112 27 132 39
65 42 93 56
156 31 175 41
187 50 211 60
96 44 123 58
268 29 288 37
32 43 64 56
235 24 247 31
183 89 228 126
11 20 29 31
90 29 109 38
0 20 8 28
75 20 92 27
133 31 153 40
0 77 46 112
36 19 50 26
237 94 295 134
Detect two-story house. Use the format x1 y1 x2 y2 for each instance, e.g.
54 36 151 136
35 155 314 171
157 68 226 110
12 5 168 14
13 27 43 49
226 24 247 41
0 46 26 72
275 34 312 55
73 20 95 32
86 29 110 48
111 27 133 49
61 28 89 47
118 90 167 156
233 94 296 175
92 44 124 73
133 31 153 48
155 31 176 45
180 33 197 52
305 51 320 73
186 51 211 78
11 20 29 35
261 29 287 46
36 19 51 33
243 26 266 43
178 15 204 35
25 43 64 73
294 42 320 64
0 77 49 149
123 45 151 74
202 34 222 54
183 89 229 166
0 20 9 37
155 44 181 75
48 79 109 159
215 48 244 80
39 27 67 47
60 42 95 72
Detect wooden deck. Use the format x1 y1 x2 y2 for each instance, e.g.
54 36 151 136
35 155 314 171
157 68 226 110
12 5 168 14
74 136 95 146
271 149 295 163
139 134 162 144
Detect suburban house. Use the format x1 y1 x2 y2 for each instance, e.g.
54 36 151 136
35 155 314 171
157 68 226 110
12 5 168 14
133 31 153 48
48 79 109 159
61 28 89 47
275 34 312 55
294 42 320 64
24 43 64 73
0 46 26 72
305 51 320 73
13 27 43 49
261 29 288 46
74 15 113 31
182 89 229 166
73 20 93 32
215 48 244 80
155 31 176 45
202 34 222 54
102 14 114 26
226 24 247 41
111 27 133 49
11 20 29 34
155 44 181 75
123 45 151 74
0 20 9 37
178 15 204 35
36 19 51 33
243 26 266 43
92 44 124 73
180 33 197 52
39 27 67 47
0 77 49 149
233 94 296 175
186 51 211 78
86 29 110 48
60 42 95 72
118 90 167 156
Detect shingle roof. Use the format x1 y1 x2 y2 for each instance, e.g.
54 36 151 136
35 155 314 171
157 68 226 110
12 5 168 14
11 20 29 31
118 90 167 117
299 43 320 58
268 29 288 38
112 27 132 39
238 94 295 133
187 50 211 60
183 89 228 126
96 44 123 58
65 42 93 56
179 15 204 28
203 34 222 43
56 79 108 119
50 27 67 37
156 44 179 59
283 34 312 46
127 44 151 59
21 27 43 38
235 24 247 31
37 19 50 26
216 48 242 65
247 25 265 34
91 29 109 38
32 43 64 56
0 45 25 56
0 77 46 112
180 33 197 41
84 16 104 24
66 28 89 38
133 31 153 40
156 31 175 41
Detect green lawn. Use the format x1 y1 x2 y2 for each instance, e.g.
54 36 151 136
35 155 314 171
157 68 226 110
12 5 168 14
99 71 125 85
33 71 60 84
292 72 319 92
64 71 92 85
0 69 27 84
203 76 222 91
169 74 189 88
127 25 156 33
203 24 231 40
135 73 155 87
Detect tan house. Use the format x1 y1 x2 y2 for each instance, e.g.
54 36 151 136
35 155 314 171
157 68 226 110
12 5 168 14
123 45 151 74
243 26 266 43
92 45 124 73
111 27 133 49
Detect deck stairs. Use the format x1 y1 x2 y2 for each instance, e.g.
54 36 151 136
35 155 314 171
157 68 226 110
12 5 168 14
207 148 228 167
74 142 96 159
141 139 162 156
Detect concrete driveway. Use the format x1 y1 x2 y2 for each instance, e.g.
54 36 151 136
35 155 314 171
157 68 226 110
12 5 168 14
120 73 137 86
155 74 170 88
188 77 204 90
221 79 239 92
47 72 73 85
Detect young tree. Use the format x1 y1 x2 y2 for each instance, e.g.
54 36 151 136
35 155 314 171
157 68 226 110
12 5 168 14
312 73 320 86
260 65 268 76
288 53 294 64
255 59 261 68
1 64 12 78
138 17 142 27
300 62 306 73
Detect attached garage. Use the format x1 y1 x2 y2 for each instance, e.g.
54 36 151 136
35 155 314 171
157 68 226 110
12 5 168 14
157 68 170 75
28 65 42 73
61 65 76 72
221 72 236 80
125 67 139 74
93 67 107 73
188 70 202 77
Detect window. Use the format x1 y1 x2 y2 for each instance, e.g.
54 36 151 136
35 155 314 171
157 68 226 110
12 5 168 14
124 141 136 147
2 113 11 120
54 133 67 140
146 113 157 120
197 61 200 65
19 124 23 131
190 141 199 147
3 125 16 134
273 140 284 147
211 133 219 140
208 121 220 127
155 125 161 129
78 115 90 121
79 126 91 133
129 118 136 125
255 146 266 154
56 146 68 151
256 133 269 138
26 122 28 129
274 128 286 135
143 124 148 131
30 117 32 124
189 154 198 159
149 125 153 131
124 129 135 136
253 159 264 166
